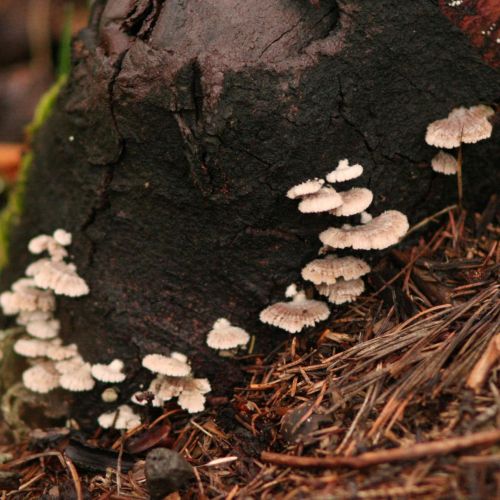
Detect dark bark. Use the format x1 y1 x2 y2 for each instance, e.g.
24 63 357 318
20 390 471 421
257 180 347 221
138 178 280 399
1 0 499 426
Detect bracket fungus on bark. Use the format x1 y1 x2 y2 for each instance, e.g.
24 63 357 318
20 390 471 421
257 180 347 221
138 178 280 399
425 105 494 149
22 362 60 394
326 159 364 183
302 255 371 285
317 278 366 304
91 359 126 384
59 362 95 392
286 179 325 200
98 404 141 431
298 187 344 214
330 188 374 217
206 318 250 351
142 354 192 377
319 210 409 250
27 260 89 297
431 151 458 175
259 285 330 334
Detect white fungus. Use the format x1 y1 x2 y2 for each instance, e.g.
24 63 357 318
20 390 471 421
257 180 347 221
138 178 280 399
14 338 56 358
59 362 95 392
317 278 366 304
16 310 52 326
53 229 72 246
28 260 89 297
425 105 494 149
177 390 207 414
170 352 188 363
91 359 126 383
431 151 458 175
148 375 184 403
301 255 370 285
360 211 373 224
46 342 79 361
206 318 250 350
326 159 364 183
26 318 60 339
142 354 192 377
319 210 409 250
286 178 325 199
101 387 119 403
4 278 56 313
97 404 141 430
298 187 343 213
259 287 330 333
330 188 374 216
28 235 68 261
55 356 85 375
22 362 60 394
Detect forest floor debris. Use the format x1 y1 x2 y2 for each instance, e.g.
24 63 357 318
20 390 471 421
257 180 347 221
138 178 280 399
0 199 498 499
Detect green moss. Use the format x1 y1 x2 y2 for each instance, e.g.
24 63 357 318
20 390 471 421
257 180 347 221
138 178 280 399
26 75 67 137
0 75 67 270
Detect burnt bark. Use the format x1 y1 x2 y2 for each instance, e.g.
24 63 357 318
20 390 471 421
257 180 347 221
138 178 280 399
1 0 499 426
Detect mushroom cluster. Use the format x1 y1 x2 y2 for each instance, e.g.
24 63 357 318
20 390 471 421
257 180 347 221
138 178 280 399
2 229 214 426
131 352 211 414
0 230 137 428
260 159 409 333
425 104 495 204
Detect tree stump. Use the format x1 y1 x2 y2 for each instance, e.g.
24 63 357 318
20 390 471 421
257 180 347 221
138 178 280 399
1 0 499 427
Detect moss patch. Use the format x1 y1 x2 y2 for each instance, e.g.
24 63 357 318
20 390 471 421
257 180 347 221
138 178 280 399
0 76 67 270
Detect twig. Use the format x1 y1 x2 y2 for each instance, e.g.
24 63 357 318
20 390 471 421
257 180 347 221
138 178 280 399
405 205 457 237
261 429 500 469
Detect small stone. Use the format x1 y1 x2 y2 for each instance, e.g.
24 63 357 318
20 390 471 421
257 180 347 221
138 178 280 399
145 448 194 499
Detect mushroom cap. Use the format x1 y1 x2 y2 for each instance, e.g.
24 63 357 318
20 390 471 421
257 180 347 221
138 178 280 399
53 229 72 246
286 178 325 199
28 235 53 254
91 359 126 383
360 211 372 224
177 390 206 413
26 319 60 339
54 356 85 374
28 235 68 261
101 387 119 403
149 375 184 402
59 362 95 391
425 105 494 148
330 188 373 216
285 283 298 298
0 291 20 315
142 354 192 377
431 151 458 175
184 377 212 394
9 278 56 312
319 210 409 250
170 351 188 363
298 187 343 213
317 278 365 304
259 293 330 333
98 404 141 430
28 260 89 297
14 338 57 358
22 362 60 393
46 343 79 361
326 159 364 183
302 255 370 285
207 318 250 350
16 310 52 325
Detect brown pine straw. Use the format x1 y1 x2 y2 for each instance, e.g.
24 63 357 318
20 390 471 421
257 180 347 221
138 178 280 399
261 429 500 469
